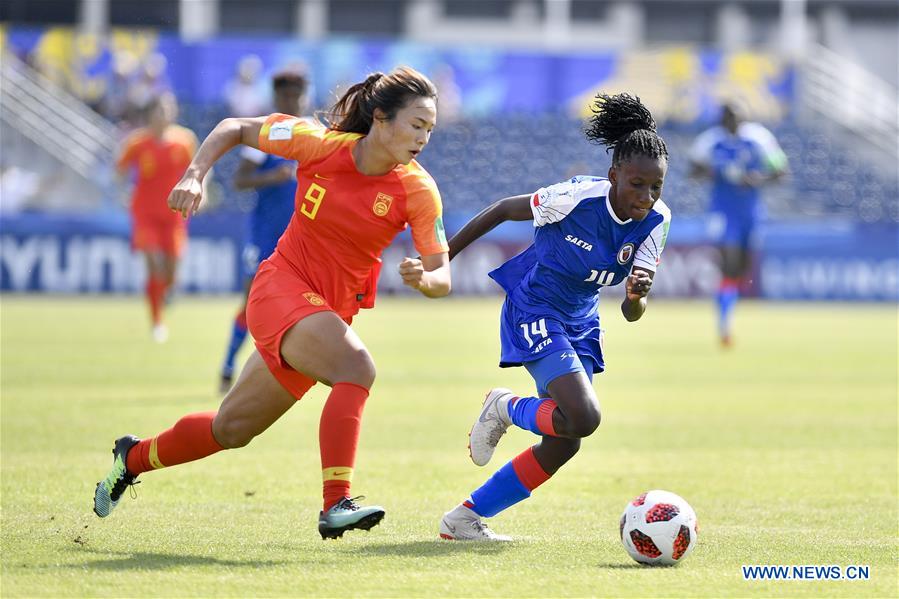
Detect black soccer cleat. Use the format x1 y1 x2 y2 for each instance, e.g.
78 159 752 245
93 435 141 517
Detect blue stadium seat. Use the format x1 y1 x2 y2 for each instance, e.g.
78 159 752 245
180 106 897 224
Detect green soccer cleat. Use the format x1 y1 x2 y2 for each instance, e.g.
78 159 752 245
93 435 140 518
318 496 385 539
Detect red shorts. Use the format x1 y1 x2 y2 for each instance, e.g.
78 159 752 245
246 260 352 399
132 219 187 257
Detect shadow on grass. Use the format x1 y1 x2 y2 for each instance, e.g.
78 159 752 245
351 540 512 558
594 562 650 569
65 547 288 571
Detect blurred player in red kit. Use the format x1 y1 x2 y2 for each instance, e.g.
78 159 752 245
116 92 197 342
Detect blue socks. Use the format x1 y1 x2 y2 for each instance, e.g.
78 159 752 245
465 447 552 518
467 461 530 518
509 396 558 436
222 317 248 375
717 284 739 336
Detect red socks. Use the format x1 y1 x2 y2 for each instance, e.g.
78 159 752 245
535 400 558 436
234 308 247 331
719 276 741 293
126 411 224 475
122 383 371 513
146 276 167 325
319 382 369 511
511 446 552 491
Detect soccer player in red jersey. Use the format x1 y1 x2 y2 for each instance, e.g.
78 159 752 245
94 66 451 539
116 92 197 342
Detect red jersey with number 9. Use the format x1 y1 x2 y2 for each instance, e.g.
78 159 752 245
257 113 449 318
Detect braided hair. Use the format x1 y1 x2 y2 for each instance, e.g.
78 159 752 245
585 93 668 166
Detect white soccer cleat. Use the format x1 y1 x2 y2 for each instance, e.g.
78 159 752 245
152 324 169 344
468 388 515 467
439 505 511 542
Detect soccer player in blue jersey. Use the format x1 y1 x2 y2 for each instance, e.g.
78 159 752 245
438 93 671 541
219 70 309 392
688 102 788 347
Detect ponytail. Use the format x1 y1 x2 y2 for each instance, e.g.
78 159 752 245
327 66 437 135
584 93 668 166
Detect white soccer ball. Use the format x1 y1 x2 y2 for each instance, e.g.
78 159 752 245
620 490 698 566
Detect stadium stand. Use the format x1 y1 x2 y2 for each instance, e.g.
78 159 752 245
178 104 898 224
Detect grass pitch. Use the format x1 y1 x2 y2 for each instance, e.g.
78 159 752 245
1 295 896 598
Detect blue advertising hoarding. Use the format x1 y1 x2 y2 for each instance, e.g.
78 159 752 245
2 213 895 301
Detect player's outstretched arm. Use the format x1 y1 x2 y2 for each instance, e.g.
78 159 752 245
621 268 654 322
447 194 533 260
168 117 266 218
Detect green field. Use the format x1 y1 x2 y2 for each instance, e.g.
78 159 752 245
1 295 896 598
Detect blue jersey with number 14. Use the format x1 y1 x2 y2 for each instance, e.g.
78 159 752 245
490 176 671 370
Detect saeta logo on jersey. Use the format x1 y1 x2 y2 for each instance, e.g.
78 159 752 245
373 193 393 217
617 243 635 265
565 235 593 251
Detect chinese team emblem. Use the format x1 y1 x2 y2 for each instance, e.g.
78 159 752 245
303 292 325 306
373 192 393 217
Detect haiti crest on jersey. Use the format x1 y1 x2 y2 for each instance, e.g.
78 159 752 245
373 192 393 217
617 242 635 265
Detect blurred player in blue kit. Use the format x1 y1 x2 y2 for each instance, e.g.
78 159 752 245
219 70 310 392
438 93 671 541
688 102 788 347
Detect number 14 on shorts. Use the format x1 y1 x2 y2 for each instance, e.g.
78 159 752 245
520 319 548 348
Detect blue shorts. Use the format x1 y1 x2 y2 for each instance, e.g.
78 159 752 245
708 211 758 249
524 349 595 397
498 298 604 395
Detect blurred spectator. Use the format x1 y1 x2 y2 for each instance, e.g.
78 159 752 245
432 64 462 123
564 161 592 180
127 53 172 124
224 54 266 117
100 51 141 126
0 164 43 213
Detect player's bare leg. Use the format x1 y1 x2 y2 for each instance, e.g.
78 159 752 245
212 351 299 448
94 351 295 518
718 245 748 347
544 371 601 439
280 311 385 538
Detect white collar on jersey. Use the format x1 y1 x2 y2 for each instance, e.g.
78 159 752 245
605 195 632 225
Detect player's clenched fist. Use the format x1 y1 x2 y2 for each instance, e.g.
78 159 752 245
625 269 653 300
398 257 425 289
168 174 203 219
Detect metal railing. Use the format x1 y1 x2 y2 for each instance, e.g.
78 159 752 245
0 51 118 180
798 42 899 173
